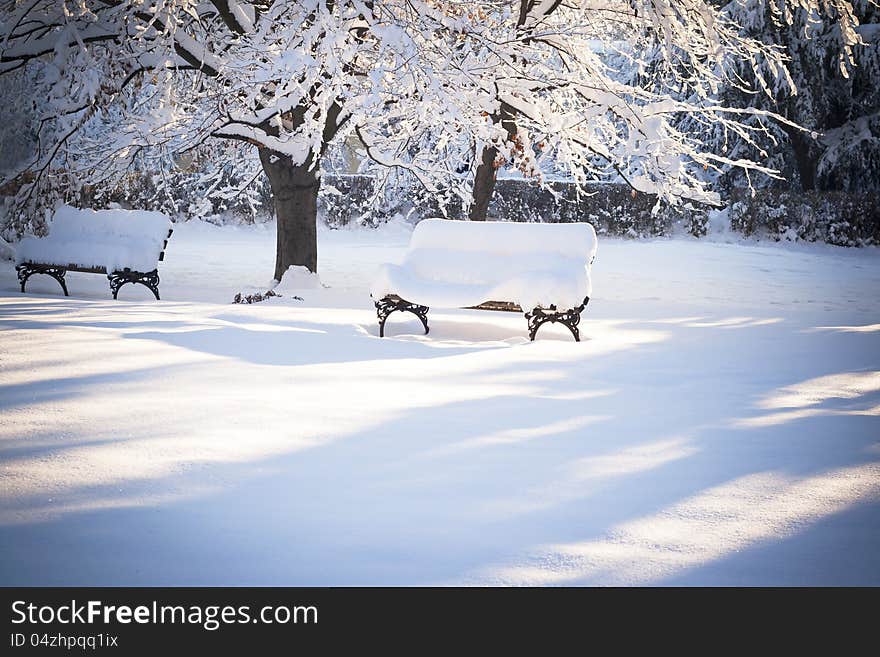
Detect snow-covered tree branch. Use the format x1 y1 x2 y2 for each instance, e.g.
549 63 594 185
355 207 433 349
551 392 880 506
1 0 864 275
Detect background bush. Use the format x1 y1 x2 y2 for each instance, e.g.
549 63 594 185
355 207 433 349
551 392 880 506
729 189 880 246
4 170 877 247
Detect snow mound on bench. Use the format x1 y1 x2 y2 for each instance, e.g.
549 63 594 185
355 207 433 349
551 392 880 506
16 206 172 273
371 219 597 310
410 217 598 259
374 257 592 310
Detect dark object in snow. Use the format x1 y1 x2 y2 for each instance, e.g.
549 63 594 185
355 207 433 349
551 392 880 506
375 296 429 338
233 290 277 304
17 229 173 300
232 290 303 304
16 264 69 296
524 300 588 342
375 294 589 342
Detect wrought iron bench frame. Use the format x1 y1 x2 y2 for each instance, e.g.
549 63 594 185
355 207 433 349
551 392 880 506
375 246 594 342
16 228 173 300
375 294 590 342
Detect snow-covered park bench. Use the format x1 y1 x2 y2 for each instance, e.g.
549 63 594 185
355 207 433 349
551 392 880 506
371 219 598 341
15 206 173 300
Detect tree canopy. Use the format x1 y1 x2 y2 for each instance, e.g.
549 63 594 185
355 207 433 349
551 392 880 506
1 1 868 274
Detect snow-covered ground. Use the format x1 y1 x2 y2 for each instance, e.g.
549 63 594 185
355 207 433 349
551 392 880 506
1 219 878 585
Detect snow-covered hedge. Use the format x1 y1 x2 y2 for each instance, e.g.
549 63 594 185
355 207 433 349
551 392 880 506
4 172 876 248
487 180 709 238
320 175 710 237
728 190 880 246
66 171 710 238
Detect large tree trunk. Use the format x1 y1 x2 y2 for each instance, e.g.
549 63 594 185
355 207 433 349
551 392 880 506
469 103 518 221
469 143 499 221
259 148 320 281
785 127 818 191
469 1 544 221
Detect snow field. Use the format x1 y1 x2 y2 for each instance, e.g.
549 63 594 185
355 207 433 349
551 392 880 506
0 218 878 585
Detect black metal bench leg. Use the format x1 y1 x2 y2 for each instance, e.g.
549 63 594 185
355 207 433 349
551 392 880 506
109 273 123 299
525 297 589 342
143 271 161 300
16 264 68 296
16 264 29 293
376 296 429 337
109 270 160 300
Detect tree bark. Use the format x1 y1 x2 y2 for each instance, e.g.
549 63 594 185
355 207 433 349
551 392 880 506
469 104 518 221
785 126 818 191
468 0 541 220
259 148 320 281
469 143 499 221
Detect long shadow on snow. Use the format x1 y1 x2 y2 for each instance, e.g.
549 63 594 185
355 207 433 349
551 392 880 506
0 363 203 410
1 394 876 585
122 324 512 366
1 311 878 585
659 497 880 586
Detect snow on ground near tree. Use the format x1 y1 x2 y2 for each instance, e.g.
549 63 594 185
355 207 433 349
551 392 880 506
0 219 878 586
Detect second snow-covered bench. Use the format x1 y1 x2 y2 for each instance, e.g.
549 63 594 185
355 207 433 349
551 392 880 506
371 219 598 341
15 205 173 300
